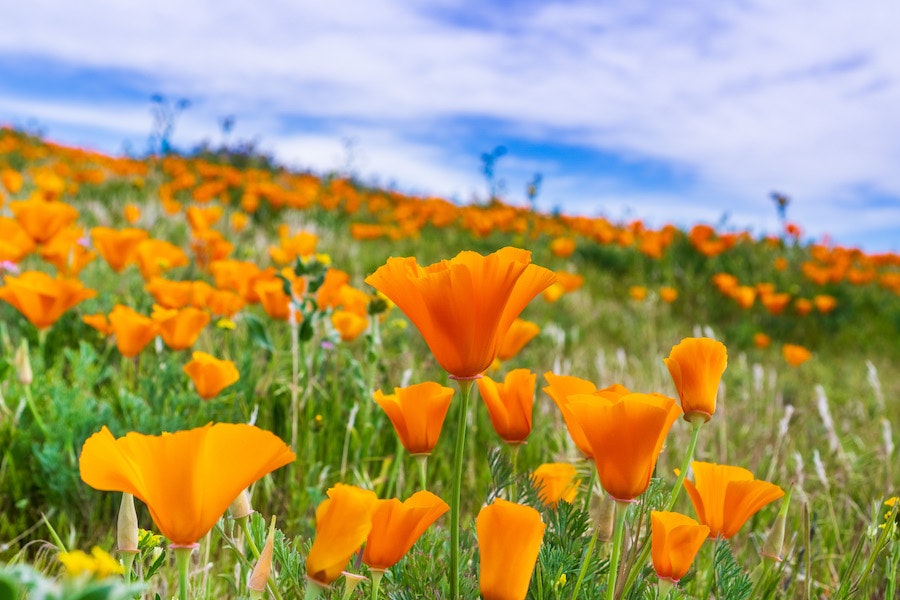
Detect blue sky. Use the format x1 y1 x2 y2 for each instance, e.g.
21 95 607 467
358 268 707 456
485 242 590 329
1 0 899 251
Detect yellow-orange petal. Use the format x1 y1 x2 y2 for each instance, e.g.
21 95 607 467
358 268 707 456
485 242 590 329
477 499 545 600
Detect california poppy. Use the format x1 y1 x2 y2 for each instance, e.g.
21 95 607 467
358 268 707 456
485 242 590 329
496 318 540 361
39 226 96 276
9 197 79 244
134 238 189 280
306 483 378 587
362 490 449 571
91 227 148 273
0 270 96 330
782 343 812 367
0 217 36 263
152 305 210 350
659 286 678 304
476 499 545 600
331 310 368 342
79 423 295 546
373 382 454 455
650 511 709 583
683 461 784 539
108 304 159 357
664 337 728 422
365 247 555 378
566 392 681 501
531 463 580 508
183 352 240 400
477 369 536 444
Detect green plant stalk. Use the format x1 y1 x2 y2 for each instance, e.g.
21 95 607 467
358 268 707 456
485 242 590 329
622 418 703 595
415 454 429 491
121 552 137 586
22 384 49 438
569 517 602 600
239 518 262 559
304 580 325 600
174 546 193 600
605 502 628 600
509 443 520 503
582 463 597 514
370 570 384 600
886 538 899 600
449 377 475 600
290 318 300 453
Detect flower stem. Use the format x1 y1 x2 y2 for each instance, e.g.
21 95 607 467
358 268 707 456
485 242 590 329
304 580 325 600
240 517 261 560
174 546 194 600
569 518 601 600
414 454 429 491
605 502 628 600
23 384 49 438
370 570 384 600
449 377 475 600
509 443 520 502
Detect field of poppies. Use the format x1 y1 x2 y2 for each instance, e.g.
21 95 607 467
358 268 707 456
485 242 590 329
0 125 898 600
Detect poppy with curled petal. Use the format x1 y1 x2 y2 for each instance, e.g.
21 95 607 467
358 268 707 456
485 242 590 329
373 382 454 455
0 270 96 330
477 369 536 444
566 392 681 502
151 305 210 350
183 352 240 400
305 484 378 587
79 423 295 546
365 247 555 379
476 499 545 600
683 461 784 539
496 318 540 362
108 304 159 358
362 490 449 571
651 511 709 584
664 337 728 423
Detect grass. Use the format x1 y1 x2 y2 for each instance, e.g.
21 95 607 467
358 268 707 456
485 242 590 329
0 125 898 598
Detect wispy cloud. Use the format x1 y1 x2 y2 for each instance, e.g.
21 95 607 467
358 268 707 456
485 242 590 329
1 0 898 249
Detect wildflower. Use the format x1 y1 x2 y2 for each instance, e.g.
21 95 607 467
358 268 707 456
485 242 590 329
305 483 378 587
58 547 125 579
782 343 812 367
814 294 837 314
0 169 23 194
152 305 210 350
230 212 249 233
660 286 678 304
108 304 159 357
373 382 454 455
542 373 623 459
331 309 368 342
134 238 189 280
549 237 576 258
629 285 648 301
496 318 540 361
365 247 555 378
566 392 681 501
124 203 141 224
79 423 295 546
91 227 148 273
754 332 771 349
0 217 36 263
477 369 536 444
183 352 240 400
9 197 79 244
683 461 785 539
531 463 580 508
0 271 96 330
664 337 728 423
362 490 449 571
476 499 545 600
650 511 709 583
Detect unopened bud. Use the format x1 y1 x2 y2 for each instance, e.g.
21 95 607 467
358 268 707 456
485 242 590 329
248 516 276 597
229 489 254 521
117 493 139 554
14 340 32 385
761 486 793 562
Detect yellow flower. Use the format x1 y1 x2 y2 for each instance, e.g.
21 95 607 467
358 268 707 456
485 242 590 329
59 547 125 579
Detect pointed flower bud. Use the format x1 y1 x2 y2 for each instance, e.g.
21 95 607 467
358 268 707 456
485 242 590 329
248 516 276 597
761 486 793 562
14 339 32 385
117 493 139 554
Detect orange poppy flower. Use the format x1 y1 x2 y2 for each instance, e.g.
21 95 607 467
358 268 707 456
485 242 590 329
782 343 812 367
203 288 246 317
229 212 249 233
497 318 540 361
659 286 678 304
146 277 193 309
0 271 96 330
305 483 378 587
9 198 80 244
183 351 240 400
134 239 189 280
82 313 113 336
108 304 159 357
754 332 771 349
152 305 210 350
0 217 36 263
566 392 681 501
476 499 545 600
683 461 784 539
650 511 709 583
362 490 449 571
531 463 580 508
365 247 555 378
549 237 576 258
629 285 648 301
373 382 454 455
124 203 141 224
814 294 837 314
794 298 813 316
91 227 148 273
316 268 351 310
542 374 632 459
331 309 368 342
732 285 756 309
477 369 536 444
39 226 96 276
79 423 295 546
0 169 23 194
664 337 728 422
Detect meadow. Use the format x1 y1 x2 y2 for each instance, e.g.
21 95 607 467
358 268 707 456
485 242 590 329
0 125 898 599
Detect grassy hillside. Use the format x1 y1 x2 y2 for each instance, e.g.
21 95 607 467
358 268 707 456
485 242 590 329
0 126 898 599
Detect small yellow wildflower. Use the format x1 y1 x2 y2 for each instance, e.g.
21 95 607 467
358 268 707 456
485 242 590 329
59 547 124 579
215 318 236 331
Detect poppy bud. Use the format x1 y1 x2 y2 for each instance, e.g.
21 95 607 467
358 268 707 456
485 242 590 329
248 516 276 597
14 339 32 385
117 492 139 554
761 487 793 562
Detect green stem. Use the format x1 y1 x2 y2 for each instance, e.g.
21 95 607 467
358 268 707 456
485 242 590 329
582 462 596 514
174 546 194 600
414 454 429 491
121 552 136 586
569 518 601 600
605 502 628 600
290 319 300 453
886 539 899 600
449 377 475 600
240 518 261 559
304 580 325 600
23 385 49 438
621 418 703 596
370 570 384 600
509 443 521 503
